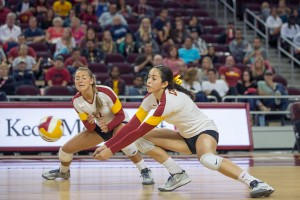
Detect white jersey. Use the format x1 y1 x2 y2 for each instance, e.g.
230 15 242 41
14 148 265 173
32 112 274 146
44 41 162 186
140 89 218 138
72 85 129 131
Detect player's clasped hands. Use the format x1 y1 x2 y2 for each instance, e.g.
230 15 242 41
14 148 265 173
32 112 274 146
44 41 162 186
99 118 108 133
93 145 113 160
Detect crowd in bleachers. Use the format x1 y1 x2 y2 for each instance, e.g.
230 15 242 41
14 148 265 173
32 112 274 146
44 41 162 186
0 0 294 115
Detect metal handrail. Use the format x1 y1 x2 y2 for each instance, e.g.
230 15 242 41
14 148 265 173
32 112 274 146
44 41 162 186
6 95 219 102
222 95 300 101
243 8 269 57
277 36 300 84
219 0 237 26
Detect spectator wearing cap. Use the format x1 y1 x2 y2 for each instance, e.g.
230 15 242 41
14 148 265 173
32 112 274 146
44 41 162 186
190 28 208 57
13 58 35 86
257 69 288 112
64 48 88 75
45 55 71 87
8 35 37 64
23 16 45 43
12 44 42 73
0 13 21 50
178 37 201 64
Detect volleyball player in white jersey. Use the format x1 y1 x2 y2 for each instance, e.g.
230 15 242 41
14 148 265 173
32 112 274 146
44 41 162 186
93 65 275 198
42 67 154 185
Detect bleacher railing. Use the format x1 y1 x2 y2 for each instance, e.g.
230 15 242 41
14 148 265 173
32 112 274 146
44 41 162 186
243 8 269 58
277 36 300 84
218 0 237 26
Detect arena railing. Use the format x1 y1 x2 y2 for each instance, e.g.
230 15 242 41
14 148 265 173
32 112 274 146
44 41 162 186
218 0 237 26
243 8 269 58
277 36 300 84
5 95 219 102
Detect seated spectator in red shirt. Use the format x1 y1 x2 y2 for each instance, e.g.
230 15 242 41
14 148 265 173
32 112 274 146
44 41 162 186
45 17 64 44
81 4 98 25
64 48 88 75
71 17 86 45
219 56 241 87
16 0 36 23
103 65 126 96
45 55 71 87
0 0 11 25
8 35 36 63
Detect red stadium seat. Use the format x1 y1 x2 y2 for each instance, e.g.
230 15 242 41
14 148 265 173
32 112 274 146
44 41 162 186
287 87 300 95
15 85 40 95
273 75 288 87
111 62 134 74
121 74 135 85
28 43 49 52
104 53 125 64
44 86 74 96
88 63 108 74
126 53 139 64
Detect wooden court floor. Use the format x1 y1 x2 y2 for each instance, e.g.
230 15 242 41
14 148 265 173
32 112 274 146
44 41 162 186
0 153 300 200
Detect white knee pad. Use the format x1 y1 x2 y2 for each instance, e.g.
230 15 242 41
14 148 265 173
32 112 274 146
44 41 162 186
121 143 138 157
134 138 155 153
199 153 223 171
58 147 73 163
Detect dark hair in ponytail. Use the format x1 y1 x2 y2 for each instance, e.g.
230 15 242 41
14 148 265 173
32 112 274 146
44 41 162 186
153 65 195 101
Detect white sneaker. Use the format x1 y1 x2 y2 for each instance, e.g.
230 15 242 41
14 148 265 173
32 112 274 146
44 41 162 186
158 171 191 192
140 168 154 185
250 180 275 198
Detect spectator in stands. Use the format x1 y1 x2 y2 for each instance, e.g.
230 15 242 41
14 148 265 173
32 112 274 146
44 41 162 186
136 31 159 54
202 68 229 102
218 56 241 94
110 15 131 44
117 0 133 18
54 28 76 58
187 16 205 35
35 0 48 18
135 17 154 43
207 46 219 64
260 2 271 22
8 35 36 63
133 0 154 19
0 42 6 64
190 28 208 57
250 56 274 82
243 37 267 64
163 45 184 76
127 74 147 102
182 68 207 102
63 9 76 27
134 42 153 76
79 27 99 49
53 0 72 18
81 4 98 25
218 21 235 44
46 17 64 44
95 0 110 18
153 54 163 66
12 44 41 73
178 60 188 77
13 58 35 87
118 33 137 57
74 0 87 17
170 19 189 45
104 65 126 95
280 15 300 42
64 48 88 75
24 16 45 43
178 37 201 64
45 55 71 87
0 0 10 25
16 0 35 23
292 30 300 60
257 69 288 112
40 8 55 30
196 56 214 83
71 17 86 45
236 69 257 110
292 9 300 26
99 3 127 29
266 7 282 47
229 28 251 64
0 63 16 95
277 0 291 23
153 9 171 45
81 39 104 63
0 13 21 51
99 30 117 54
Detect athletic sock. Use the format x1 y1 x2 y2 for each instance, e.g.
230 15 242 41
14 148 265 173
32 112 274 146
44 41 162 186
60 165 70 173
162 157 183 174
238 170 259 187
135 159 148 172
